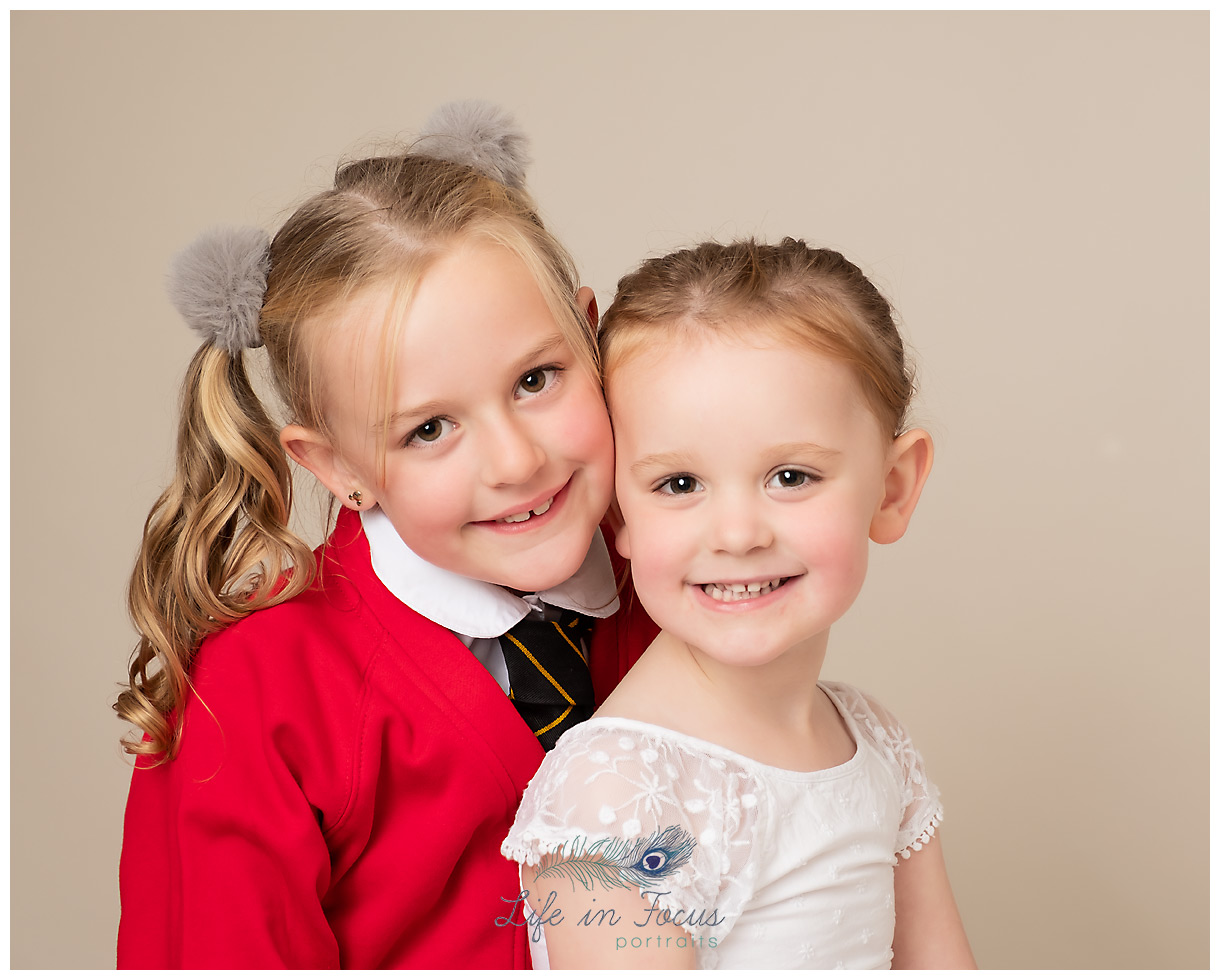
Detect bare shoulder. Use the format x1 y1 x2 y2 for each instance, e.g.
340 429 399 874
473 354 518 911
593 637 671 722
594 634 717 737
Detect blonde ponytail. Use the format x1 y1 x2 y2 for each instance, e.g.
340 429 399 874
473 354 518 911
116 344 316 761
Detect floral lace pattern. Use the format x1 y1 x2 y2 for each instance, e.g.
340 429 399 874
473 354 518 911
502 721 766 940
831 682 944 858
502 680 942 969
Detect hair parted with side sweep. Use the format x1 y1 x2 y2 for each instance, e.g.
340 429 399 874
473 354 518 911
599 237 915 438
117 102 593 762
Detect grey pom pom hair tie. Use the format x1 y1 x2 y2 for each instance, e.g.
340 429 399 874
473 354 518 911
166 100 527 350
414 99 532 190
167 226 271 354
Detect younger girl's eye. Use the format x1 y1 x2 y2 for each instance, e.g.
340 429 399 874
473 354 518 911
655 474 704 496
516 366 561 398
767 468 818 489
406 417 454 447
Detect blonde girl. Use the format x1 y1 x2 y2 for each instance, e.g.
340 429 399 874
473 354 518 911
115 102 656 969
503 238 974 969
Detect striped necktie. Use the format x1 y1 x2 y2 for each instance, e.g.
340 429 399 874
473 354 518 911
501 607 596 751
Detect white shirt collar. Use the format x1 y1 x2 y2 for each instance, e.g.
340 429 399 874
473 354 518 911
361 506 620 638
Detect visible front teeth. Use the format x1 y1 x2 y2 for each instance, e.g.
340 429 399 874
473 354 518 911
702 578 787 602
498 497 554 524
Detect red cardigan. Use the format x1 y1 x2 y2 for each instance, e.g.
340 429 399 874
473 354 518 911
117 509 655 969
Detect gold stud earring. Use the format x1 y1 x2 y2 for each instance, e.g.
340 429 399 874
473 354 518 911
347 490 364 508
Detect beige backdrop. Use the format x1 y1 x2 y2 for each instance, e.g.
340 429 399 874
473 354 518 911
11 11 1207 970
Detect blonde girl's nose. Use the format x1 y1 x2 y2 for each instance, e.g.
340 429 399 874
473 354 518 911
483 414 547 487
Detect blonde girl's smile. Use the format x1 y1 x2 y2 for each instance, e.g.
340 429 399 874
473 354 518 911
476 480 565 528
283 240 615 593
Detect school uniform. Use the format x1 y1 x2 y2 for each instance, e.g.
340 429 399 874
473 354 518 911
117 506 656 969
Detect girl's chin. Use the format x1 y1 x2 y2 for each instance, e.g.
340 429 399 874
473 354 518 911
489 541 594 594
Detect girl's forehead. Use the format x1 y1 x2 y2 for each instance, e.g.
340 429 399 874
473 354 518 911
606 328 886 440
312 247 534 367
607 326 825 388
307 247 584 428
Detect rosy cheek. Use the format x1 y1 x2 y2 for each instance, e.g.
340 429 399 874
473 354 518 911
619 515 666 579
563 388 612 442
652 526 692 582
392 465 464 536
825 535 872 596
558 407 615 491
572 412 613 460
801 518 867 574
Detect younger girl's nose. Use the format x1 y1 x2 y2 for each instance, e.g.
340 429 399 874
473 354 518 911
483 415 546 487
706 493 774 555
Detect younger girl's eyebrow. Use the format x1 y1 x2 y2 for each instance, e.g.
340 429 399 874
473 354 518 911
630 452 697 476
629 443 841 476
769 441 842 461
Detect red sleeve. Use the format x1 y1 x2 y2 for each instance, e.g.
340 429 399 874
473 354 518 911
117 626 346 968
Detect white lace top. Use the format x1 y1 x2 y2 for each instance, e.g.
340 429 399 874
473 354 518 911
501 681 942 969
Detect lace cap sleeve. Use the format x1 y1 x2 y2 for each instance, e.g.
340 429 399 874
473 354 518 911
825 681 944 859
502 720 764 933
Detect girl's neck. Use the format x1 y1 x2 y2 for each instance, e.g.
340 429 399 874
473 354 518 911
600 629 854 772
681 631 830 725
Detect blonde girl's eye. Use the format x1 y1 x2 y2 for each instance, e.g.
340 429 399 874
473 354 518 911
406 417 455 447
766 468 819 490
654 474 704 496
515 366 561 398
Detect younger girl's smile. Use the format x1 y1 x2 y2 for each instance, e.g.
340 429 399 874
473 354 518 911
695 574 798 604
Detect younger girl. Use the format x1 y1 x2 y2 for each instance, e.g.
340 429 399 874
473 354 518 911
503 239 975 968
115 102 655 969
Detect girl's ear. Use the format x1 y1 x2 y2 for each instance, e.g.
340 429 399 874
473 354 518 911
576 286 598 331
614 518 632 560
602 497 625 536
280 425 376 511
869 428 934 545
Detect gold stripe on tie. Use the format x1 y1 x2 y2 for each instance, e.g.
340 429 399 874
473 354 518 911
553 621 588 664
502 631 575 704
534 704 573 738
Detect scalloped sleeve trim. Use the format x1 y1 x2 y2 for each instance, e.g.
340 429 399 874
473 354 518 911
501 829 593 868
897 803 944 859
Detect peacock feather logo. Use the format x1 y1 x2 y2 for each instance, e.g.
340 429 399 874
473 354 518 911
535 825 697 891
